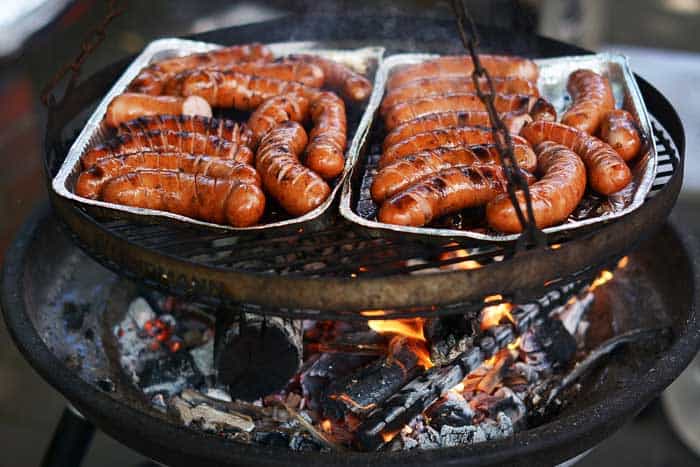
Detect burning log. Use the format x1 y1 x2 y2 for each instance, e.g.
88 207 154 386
214 311 303 401
424 314 478 366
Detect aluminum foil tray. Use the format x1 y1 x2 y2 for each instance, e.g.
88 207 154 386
339 53 657 242
52 38 384 232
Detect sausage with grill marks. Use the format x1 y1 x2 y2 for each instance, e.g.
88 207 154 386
81 130 253 168
377 165 535 227
371 144 537 203
118 114 252 147
387 55 539 90
304 91 347 179
520 120 631 195
256 121 331 216
247 94 310 149
105 93 212 128
76 152 260 200
101 170 266 227
486 142 586 233
289 54 372 102
383 93 535 130
599 109 642 161
561 69 614 134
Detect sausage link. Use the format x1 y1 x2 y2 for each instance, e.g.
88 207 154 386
380 76 539 114
371 143 537 203
529 97 557 122
105 93 212 128
289 54 372 102
247 94 310 148
378 165 535 227
561 69 614 134
101 170 266 227
82 130 253 168
256 121 331 216
380 127 530 168
520 120 631 195
486 142 586 233
118 114 252 147
304 92 347 179
387 55 539 91
383 93 535 130
129 43 273 95
599 109 642 161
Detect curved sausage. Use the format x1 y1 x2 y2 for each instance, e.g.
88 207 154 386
118 114 252 147
247 94 310 148
377 165 535 227
81 130 253 168
76 152 260 200
380 76 539 114
520 120 631 195
129 43 274 95
383 93 535 130
486 142 586 233
561 69 614 134
371 143 537 203
101 170 266 227
105 93 212 128
256 121 331 216
387 55 539 91
380 127 530 168
599 109 642 161
304 92 347 179
174 70 316 110
529 97 557 122
289 54 372 102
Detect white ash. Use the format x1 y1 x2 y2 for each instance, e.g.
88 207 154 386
171 396 255 433
128 297 156 328
115 299 166 383
190 340 215 377
439 412 514 448
204 387 232 402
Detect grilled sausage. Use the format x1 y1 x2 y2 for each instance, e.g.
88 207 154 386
520 120 631 195
380 76 539 114
529 97 557 122
486 142 586 233
383 93 535 130
256 121 331 216
118 114 252 146
304 92 347 179
101 170 266 227
105 93 212 128
599 109 642 161
129 43 274 95
387 55 539 90
289 54 372 102
380 127 530 168
76 152 260 200
377 165 535 227
561 69 614 134
247 94 310 148
371 144 537 203
81 130 253 168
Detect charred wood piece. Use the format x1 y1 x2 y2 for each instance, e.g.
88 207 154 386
425 314 478 366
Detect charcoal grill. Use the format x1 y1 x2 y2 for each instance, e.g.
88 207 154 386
1 13 697 467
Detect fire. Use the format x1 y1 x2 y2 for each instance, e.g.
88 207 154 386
589 270 614 291
507 336 522 351
381 428 401 443
550 243 562 250
484 294 502 303
361 310 387 317
480 302 514 331
368 318 426 341
439 248 483 270
321 419 332 433
617 256 629 269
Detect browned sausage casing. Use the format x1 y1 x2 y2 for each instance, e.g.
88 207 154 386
561 69 614 134
383 93 535 130
256 121 331 216
486 142 587 233
118 114 252 147
101 170 266 227
387 55 539 90
378 165 535 227
380 76 540 114
82 130 253 168
380 127 530 168
289 54 372 102
304 92 347 179
520 120 631 195
529 97 557 122
105 93 212 128
599 109 642 161
129 43 274 95
247 94 310 148
76 152 260 200
371 144 537 203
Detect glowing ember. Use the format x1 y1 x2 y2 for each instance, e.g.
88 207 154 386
589 270 614 291
507 336 522 351
361 310 387 317
381 428 401 443
368 318 426 342
321 419 332 433
550 243 562 250
617 256 629 269
439 248 483 270
450 382 465 393
484 294 502 303
480 302 514 331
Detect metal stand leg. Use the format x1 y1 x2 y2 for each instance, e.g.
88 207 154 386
41 405 95 467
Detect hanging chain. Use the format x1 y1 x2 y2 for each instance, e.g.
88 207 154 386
40 0 125 107
450 0 545 248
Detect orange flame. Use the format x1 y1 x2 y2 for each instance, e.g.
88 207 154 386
617 256 629 269
480 302 514 331
321 419 332 433
381 428 401 443
507 336 522 351
368 318 426 342
440 248 483 270
589 270 614 291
